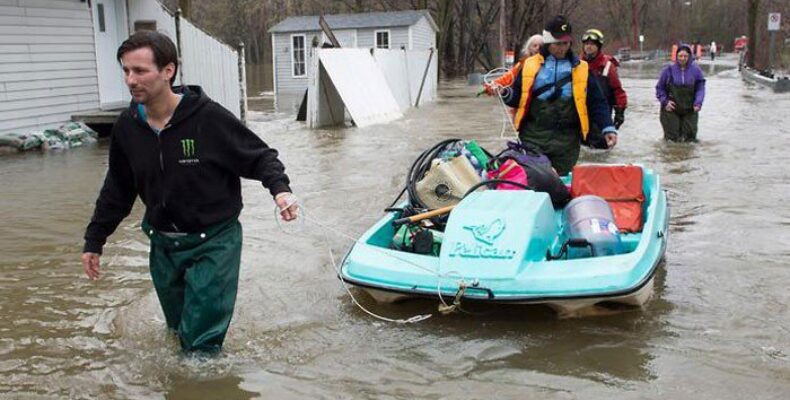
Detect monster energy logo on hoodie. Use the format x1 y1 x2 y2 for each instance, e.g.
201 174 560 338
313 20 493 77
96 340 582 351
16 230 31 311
179 139 199 165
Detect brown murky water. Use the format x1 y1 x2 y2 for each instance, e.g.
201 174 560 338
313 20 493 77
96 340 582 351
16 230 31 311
1 55 789 398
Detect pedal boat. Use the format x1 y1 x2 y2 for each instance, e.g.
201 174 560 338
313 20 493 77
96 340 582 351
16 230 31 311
338 165 669 315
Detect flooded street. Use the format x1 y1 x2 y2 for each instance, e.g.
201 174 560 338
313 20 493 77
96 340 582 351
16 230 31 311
1 55 789 398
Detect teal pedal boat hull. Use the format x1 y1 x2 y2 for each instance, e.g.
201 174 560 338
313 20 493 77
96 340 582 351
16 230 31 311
339 165 669 315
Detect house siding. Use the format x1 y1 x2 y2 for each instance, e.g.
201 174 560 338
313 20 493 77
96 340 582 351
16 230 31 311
270 13 438 95
327 29 356 47
273 31 320 94
179 18 241 118
357 27 409 49
410 16 436 50
0 0 99 134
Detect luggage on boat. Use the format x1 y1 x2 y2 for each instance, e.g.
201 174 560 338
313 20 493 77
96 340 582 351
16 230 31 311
488 141 570 208
571 165 645 232
415 154 482 210
486 159 528 190
563 195 623 258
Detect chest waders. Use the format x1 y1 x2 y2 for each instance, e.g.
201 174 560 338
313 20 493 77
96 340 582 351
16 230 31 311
143 216 242 353
660 83 698 142
519 97 581 176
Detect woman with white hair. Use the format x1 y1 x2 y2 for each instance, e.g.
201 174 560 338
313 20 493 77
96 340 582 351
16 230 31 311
481 35 543 99
521 34 544 58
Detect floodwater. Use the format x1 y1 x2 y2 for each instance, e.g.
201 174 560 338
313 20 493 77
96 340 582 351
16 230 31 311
1 54 789 399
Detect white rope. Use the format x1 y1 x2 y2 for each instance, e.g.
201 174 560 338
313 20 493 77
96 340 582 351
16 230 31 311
270 195 478 323
482 67 520 140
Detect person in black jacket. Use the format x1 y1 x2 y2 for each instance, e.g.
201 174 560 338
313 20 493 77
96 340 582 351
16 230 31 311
504 16 617 175
81 31 297 353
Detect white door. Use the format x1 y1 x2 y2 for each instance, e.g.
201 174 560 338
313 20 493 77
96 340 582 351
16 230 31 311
93 0 128 108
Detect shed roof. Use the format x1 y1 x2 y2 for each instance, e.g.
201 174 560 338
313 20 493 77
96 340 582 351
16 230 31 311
269 10 439 34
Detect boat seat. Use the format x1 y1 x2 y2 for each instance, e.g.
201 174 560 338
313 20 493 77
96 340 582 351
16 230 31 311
570 165 645 232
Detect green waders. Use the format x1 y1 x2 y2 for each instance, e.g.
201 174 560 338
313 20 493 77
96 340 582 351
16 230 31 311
519 97 581 176
660 83 699 142
142 216 242 353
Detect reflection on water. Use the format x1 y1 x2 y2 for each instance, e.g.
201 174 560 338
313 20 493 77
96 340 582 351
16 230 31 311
167 375 258 400
619 56 737 80
245 63 273 96
1 53 789 398
654 141 700 176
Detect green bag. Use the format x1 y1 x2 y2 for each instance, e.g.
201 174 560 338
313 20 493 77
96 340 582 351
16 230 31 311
464 140 489 167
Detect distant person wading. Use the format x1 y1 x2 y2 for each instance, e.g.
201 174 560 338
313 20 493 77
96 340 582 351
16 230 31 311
656 43 706 142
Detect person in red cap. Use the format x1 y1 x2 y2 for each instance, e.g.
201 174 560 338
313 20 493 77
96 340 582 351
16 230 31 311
501 15 617 175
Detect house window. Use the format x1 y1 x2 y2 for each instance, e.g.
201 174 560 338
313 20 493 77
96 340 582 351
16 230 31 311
291 34 306 77
375 30 390 49
97 4 106 32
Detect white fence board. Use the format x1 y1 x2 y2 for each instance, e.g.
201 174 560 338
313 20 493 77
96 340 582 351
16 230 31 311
179 18 241 118
307 54 344 128
372 49 411 111
372 48 437 109
312 48 402 128
406 49 437 105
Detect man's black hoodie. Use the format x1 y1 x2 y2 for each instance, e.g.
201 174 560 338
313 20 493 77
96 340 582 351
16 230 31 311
84 86 290 254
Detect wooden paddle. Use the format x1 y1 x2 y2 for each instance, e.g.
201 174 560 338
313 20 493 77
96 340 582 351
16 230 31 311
392 205 456 227
392 161 520 227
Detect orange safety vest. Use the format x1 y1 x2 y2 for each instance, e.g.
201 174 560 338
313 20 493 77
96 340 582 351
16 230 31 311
513 54 591 139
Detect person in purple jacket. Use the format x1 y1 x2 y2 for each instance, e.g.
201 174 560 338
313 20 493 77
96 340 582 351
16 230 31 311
656 43 706 141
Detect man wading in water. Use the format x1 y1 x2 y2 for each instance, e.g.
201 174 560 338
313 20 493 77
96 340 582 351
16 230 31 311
81 31 297 353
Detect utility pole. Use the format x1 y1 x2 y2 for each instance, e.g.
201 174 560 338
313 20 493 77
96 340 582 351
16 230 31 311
767 12 781 71
747 0 760 68
631 0 639 50
499 0 506 66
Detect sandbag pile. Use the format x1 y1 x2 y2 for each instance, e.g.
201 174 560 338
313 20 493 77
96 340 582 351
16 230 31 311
0 122 98 154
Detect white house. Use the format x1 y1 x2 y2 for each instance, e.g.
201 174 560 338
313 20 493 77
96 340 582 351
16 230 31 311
268 10 438 95
0 0 244 136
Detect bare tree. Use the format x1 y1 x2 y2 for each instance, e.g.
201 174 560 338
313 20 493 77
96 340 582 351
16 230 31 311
172 0 780 77
747 0 760 67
